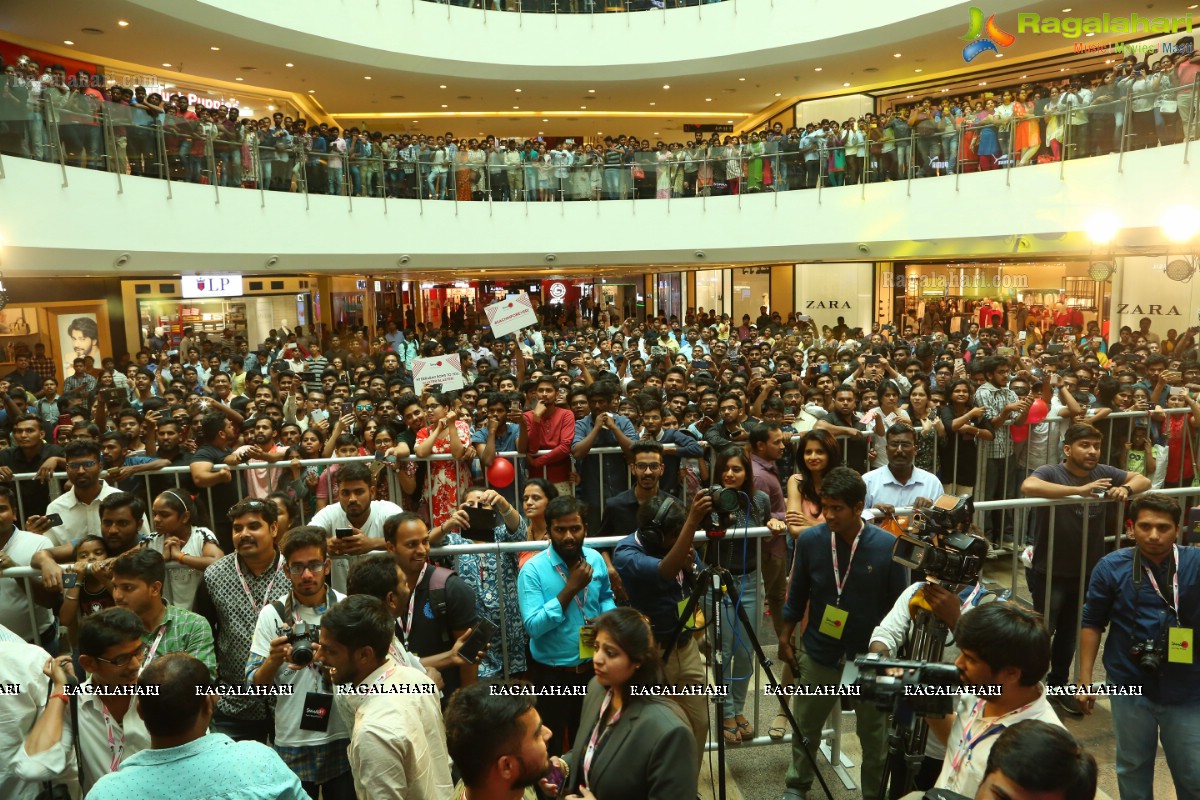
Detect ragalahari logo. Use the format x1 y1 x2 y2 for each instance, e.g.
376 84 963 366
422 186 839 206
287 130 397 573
960 7 1016 62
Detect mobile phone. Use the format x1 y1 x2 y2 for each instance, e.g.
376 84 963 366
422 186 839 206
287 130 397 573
310 409 328 424
341 401 354 416
562 350 580 364
464 506 499 542
694 360 711 370
62 571 78 589
44 513 64 528
335 527 354 539
954 358 965 371
865 355 880 365
103 388 125 405
374 451 398 464
1170 386 1188 398
299 371 317 382
458 618 498 663
776 373 793 383
1018 331 1027 341
819 364 830 375
58 414 73 427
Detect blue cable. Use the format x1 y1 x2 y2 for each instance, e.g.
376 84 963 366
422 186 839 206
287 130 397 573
721 490 755 689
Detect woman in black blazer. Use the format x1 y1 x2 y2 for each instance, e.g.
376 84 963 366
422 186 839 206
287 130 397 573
562 608 697 800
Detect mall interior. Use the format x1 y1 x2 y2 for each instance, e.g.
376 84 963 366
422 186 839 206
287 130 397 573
0 0 1197 799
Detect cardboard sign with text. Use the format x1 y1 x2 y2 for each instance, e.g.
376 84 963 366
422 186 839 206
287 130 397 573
413 354 465 395
485 293 539 339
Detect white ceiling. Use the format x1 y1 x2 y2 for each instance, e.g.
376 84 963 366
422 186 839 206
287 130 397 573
0 0 1187 139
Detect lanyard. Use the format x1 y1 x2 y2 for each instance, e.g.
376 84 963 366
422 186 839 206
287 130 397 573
830 530 862 605
949 697 1034 773
553 562 590 616
582 689 623 784
401 563 428 640
138 623 168 677
99 704 125 773
234 554 284 614
1143 545 1180 615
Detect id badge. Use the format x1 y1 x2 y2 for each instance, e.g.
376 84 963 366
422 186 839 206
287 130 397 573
579 624 596 660
299 691 334 732
677 598 704 630
818 605 849 640
1169 627 1194 665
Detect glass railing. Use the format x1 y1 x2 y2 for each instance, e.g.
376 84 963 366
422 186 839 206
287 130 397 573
2 76 1196 203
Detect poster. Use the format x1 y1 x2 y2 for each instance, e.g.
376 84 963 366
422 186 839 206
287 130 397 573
412 354 465 395
57 313 102 374
485 293 539 338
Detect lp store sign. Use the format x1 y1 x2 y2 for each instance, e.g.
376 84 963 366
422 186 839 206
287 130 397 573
183 275 244 299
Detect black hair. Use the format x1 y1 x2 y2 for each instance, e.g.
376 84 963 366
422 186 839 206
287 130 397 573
266 491 301 527
748 420 782 449
336 462 372 488
718 392 743 408
545 495 588 529
713 446 755 495
819 466 867 508
63 439 102 461
593 608 666 697
629 439 665 460
99 491 146 522
445 681 539 788
885 422 916 440
983 720 1097 800
154 488 195 523
321 594 393 665
955 603 1050 686
79 607 145 659
281 525 329 560
137 653 215 737
383 511 426 544
1129 492 1182 526
1063 422 1103 446
111 547 166 587
347 553 402 601
636 493 686 539
227 497 280 523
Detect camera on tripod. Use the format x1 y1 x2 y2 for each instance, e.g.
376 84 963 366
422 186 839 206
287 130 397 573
891 494 987 590
702 486 742 536
277 621 320 666
851 653 962 716
1129 634 1168 675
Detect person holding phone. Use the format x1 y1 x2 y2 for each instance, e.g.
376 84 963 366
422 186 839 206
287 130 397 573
415 391 471 529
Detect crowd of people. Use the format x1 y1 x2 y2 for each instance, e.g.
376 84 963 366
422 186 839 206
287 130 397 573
2 43 1198 197
0 295 1195 799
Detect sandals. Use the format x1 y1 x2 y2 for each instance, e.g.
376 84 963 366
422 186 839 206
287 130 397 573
735 715 754 739
769 713 788 741
721 719 741 744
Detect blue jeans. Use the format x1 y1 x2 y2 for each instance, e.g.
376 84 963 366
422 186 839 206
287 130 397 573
1111 694 1200 800
218 149 241 186
349 164 362 196
602 169 621 200
717 569 759 719
328 166 344 195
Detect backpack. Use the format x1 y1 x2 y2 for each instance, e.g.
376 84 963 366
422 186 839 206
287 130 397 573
425 566 454 645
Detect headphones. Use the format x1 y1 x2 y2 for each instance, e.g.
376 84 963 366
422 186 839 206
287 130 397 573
639 495 681 555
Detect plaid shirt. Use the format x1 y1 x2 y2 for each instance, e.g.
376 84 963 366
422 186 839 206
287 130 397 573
973 381 1018 459
30 355 56 382
63 372 97 395
142 602 217 680
273 739 352 785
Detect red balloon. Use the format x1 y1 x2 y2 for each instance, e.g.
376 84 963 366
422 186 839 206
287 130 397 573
487 458 515 488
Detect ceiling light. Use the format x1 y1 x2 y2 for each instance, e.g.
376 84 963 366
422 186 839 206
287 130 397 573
995 52 1004 56
906 94 914 99
842 82 851 87
1061 7 1072 12
364 76 372 80
267 105 275 111
1162 205 1200 242
726 120 733 124
1190 4 1199 9
893 53 902 58
285 62 294 67
513 105 520 109
1085 32 1094 36
1022 74 1028 78
63 40 73 45
412 120 418 123
542 118 548 122
941 88 949 92
597 131 602 134
1084 210 1121 243
588 89 595 93
441 104 448 108
235 77 244 81
538 131 543 135
514 88 522 93
580 105 587 109
653 131 660 135
649 102 656 106
914 68 923 73
662 84 670 89
814 67 822 72
162 63 172 67
117 20 129 26
439 84 447 89
210 46 220 51
979 82 987 86
705 97 712 102
308 89 315 93
774 92 782 97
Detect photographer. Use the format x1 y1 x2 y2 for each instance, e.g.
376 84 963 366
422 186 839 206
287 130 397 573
1078 493 1200 798
246 526 352 798
779 466 909 800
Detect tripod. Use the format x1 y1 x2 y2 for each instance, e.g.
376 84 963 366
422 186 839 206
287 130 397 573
664 564 836 800
876 609 950 800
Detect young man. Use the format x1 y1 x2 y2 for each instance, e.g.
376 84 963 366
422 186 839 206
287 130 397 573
597 439 667 543
0 413 63 518
517 496 616 756
189 409 247 552
523 377 576 498
1079 493 1200 798
110 548 216 678
1021 422 1150 717
193 498 288 743
86 653 307 800
637 402 704 497
32 489 148 595
247 526 353 799
779 467 909 800
972 721 1097 800
318 595 452 800
571 381 637 534
309 462 402 593
0 485 56 647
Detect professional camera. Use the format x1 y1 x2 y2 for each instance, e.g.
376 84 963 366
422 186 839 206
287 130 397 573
703 486 743 535
851 653 962 716
1129 635 1167 675
278 621 320 666
891 494 987 590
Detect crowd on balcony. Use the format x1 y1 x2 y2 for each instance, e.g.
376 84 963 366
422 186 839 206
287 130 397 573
0 282 1196 798
1 42 1198 198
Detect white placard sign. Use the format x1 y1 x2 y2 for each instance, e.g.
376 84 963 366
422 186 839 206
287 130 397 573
413 354 465 395
485 293 539 338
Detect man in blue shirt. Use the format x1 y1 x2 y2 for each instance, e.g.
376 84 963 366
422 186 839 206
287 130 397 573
517 495 615 757
778 466 909 800
1079 492 1200 800
86 652 306 800
472 392 526 508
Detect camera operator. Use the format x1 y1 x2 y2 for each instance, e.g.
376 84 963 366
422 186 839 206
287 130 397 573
971 720 1097 800
779 466 909 800
920 603 1062 799
1078 493 1200 798
246 526 352 798
611 491 713 771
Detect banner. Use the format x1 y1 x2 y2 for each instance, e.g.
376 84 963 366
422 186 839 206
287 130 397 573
484 293 539 338
412 354 465 395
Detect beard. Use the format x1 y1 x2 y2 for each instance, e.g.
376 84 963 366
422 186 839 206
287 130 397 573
511 757 550 790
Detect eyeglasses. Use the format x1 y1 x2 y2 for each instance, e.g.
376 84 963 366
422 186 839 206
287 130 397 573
632 463 663 472
355 404 374 412
94 641 150 667
66 460 98 470
287 561 327 577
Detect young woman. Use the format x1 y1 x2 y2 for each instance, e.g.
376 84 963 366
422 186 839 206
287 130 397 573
562 608 697 800
707 446 786 745
867 380 907 469
973 99 1002 171
942 378 993 494
266 491 301 541
415 391 470 528
147 490 224 610
904 379 948 474
1013 87 1042 166
284 426 326 519
1161 391 1200 488
518 478 558 570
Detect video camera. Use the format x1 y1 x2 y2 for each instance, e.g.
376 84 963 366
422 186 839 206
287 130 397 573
891 494 986 590
277 620 320 666
851 653 961 716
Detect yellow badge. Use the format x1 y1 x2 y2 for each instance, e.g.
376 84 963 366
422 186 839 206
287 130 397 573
819 605 849 640
1168 627 1194 665
579 625 596 660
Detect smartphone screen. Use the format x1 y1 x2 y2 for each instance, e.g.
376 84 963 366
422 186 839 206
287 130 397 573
459 618 497 663
335 527 354 539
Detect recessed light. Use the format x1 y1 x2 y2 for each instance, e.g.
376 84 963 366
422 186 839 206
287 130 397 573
538 131 543 135
738 77 746 81
513 105 520 109
63 40 74 45
914 68 923 73
893 53 902 58
439 85 447 89
364 76 372 80
162 63 172 67
1061 7 1072 12
906 94 914 99
814 67 822 72
1190 4 1199 9
662 84 670 89
842 82 851 87
653 131 660 135
267 105 275 111
726 120 733 123
1021 74 1028 78
117 20 129 26
979 81 987 86
413 120 418 123
649 102 655 106
1085 32 1094 36
514 88 522 93
597 131 602 134
580 105 587 109
705 97 712 102
285 62 294 67
542 118 548 122
210 46 220 51
441 104 448 108
774 92 782 97
995 52 1004 56
588 89 595 93
235 77 244 81
308 89 315 93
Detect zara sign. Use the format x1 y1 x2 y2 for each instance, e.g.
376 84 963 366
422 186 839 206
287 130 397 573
182 274 244 299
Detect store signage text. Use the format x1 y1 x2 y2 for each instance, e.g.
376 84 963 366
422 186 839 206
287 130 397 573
805 300 852 309
1117 304 1181 315
683 124 734 133
183 274 244 299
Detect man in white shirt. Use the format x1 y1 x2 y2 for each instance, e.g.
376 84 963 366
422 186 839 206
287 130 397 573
318 595 452 800
0 634 53 800
0 486 55 647
862 424 943 519
14 608 152 795
32 440 125 550
309 462 402 593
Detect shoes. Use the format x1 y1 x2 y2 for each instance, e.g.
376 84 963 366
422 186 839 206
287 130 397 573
1050 693 1085 719
986 545 1005 560
769 713 788 741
